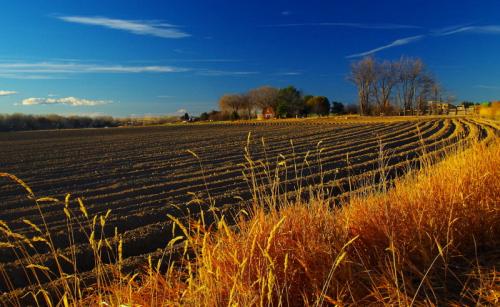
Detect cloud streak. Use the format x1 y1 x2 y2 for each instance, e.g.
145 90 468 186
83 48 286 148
434 25 500 36
0 61 188 78
346 23 500 59
22 97 111 106
262 22 421 30
476 84 500 90
58 16 190 38
0 90 17 96
346 35 425 58
274 71 302 76
196 70 259 76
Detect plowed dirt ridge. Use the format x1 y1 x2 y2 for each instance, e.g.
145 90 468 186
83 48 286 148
0 118 497 293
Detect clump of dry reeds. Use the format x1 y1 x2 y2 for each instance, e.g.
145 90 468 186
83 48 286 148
100 139 499 306
1 137 498 306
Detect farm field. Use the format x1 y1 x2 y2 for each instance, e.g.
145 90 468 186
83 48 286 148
0 117 497 295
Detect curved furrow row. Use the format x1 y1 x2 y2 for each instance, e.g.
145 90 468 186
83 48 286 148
0 118 495 292
0 121 442 260
1 121 426 228
0 122 410 218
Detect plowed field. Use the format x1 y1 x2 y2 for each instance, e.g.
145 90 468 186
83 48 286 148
0 117 497 293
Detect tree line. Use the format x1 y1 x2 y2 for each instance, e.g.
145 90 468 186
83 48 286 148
198 86 347 121
0 113 189 132
349 56 447 115
0 113 119 132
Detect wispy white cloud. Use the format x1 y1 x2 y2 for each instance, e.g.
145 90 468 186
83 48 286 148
196 70 259 76
262 22 421 30
0 61 188 78
22 96 112 106
0 90 17 96
346 35 425 58
0 73 58 80
434 25 500 36
281 11 292 16
176 108 187 113
274 71 302 76
173 59 242 63
58 16 190 38
476 84 500 90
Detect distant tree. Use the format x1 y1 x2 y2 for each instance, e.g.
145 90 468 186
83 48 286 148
219 94 245 114
303 95 313 104
248 86 279 112
331 101 345 114
373 60 399 114
180 113 190 121
415 74 439 113
344 104 358 114
230 110 240 121
348 56 376 115
276 101 289 118
461 101 476 108
397 60 443 115
199 112 209 121
206 110 226 121
306 96 330 116
277 86 304 117
396 57 427 115
348 56 443 116
0 113 119 132
238 93 253 119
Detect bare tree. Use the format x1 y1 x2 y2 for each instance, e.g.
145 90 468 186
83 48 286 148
372 60 399 114
219 94 245 114
396 57 424 115
248 86 279 112
239 93 253 119
348 56 376 115
349 56 445 116
415 74 440 114
430 81 442 102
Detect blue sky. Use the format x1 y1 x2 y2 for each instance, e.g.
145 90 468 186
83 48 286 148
1 0 500 117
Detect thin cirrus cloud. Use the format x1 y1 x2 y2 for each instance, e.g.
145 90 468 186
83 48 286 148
57 16 190 38
0 73 57 80
196 70 259 76
346 23 500 58
346 35 425 58
274 71 302 76
476 84 500 90
434 25 500 36
261 22 421 30
0 90 18 96
22 97 111 106
0 61 189 79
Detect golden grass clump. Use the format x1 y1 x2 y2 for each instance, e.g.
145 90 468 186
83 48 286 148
479 101 500 120
102 140 499 306
1 131 498 306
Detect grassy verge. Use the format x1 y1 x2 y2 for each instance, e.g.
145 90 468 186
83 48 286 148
89 140 498 306
1 138 498 306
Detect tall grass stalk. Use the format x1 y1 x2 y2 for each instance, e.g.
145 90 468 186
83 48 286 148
0 132 498 306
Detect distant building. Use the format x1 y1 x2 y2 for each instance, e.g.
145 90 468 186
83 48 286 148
456 105 466 115
427 101 453 115
261 107 275 119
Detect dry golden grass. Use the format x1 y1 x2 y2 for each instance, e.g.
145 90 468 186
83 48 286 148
479 102 500 120
1 129 498 306
94 140 499 306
